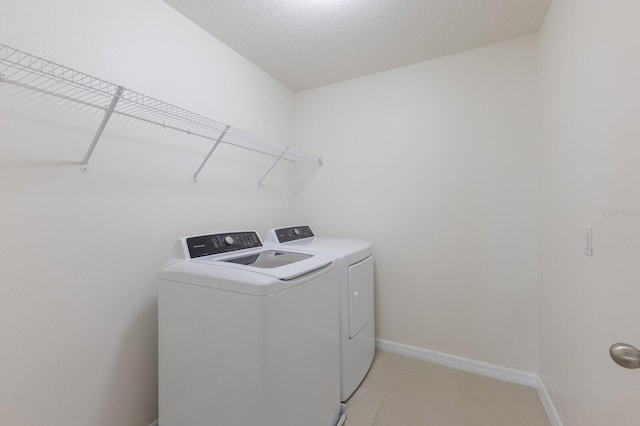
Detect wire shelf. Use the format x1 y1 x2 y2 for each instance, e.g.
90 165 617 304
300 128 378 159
0 43 322 182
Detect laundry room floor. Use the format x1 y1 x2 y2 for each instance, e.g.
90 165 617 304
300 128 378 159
344 351 550 426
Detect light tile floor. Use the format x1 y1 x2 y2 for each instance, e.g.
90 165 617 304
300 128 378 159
344 351 550 426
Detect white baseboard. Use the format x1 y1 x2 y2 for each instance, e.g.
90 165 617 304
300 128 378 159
536 377 564 426
375 338 563 425
376 338 539 387
148 420 158 426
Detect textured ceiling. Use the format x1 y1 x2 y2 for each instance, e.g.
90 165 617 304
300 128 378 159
163 0 551 92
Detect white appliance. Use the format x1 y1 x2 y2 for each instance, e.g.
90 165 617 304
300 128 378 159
158 230 346 426
265 226 375 401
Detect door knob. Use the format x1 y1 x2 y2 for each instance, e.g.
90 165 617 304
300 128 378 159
609 343 640 369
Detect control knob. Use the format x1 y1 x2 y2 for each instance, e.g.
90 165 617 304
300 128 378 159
224 236 234 245
293 228 300 235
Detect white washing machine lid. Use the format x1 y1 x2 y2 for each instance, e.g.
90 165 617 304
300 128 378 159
265 226 372 265
192 249 333 280
159 231 334 296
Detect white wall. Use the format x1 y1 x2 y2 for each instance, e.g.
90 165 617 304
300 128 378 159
0 1 297 425
295 35 539 372
11 1 640 424
538 0 640 424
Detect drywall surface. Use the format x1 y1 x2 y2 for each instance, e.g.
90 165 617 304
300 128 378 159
538 0 640 424
295 35 539 372
0 0 296 425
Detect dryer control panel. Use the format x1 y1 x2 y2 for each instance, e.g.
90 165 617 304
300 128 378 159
186 231 262 258
273 226 315 243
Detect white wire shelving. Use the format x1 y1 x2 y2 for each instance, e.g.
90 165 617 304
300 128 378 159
0 43 322 185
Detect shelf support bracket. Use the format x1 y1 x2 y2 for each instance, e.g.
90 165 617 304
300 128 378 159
193 125 231 182
80 85 124 173
258 146 289 187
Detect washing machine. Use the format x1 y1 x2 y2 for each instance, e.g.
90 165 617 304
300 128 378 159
265 225 375 401
158 230 346 426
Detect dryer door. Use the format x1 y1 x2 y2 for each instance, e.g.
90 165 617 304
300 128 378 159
348 255 374 339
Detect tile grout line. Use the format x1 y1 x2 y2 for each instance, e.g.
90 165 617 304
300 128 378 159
369 370 392 425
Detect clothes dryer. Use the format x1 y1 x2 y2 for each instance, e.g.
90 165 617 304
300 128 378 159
158 230 346 426
265 226 375 401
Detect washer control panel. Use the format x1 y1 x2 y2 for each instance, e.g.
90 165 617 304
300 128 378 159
186 231 262 258
273 226 315 243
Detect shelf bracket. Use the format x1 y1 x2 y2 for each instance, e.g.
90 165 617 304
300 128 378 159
193 125 231 182
258 146 289 187
80 85 124 173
